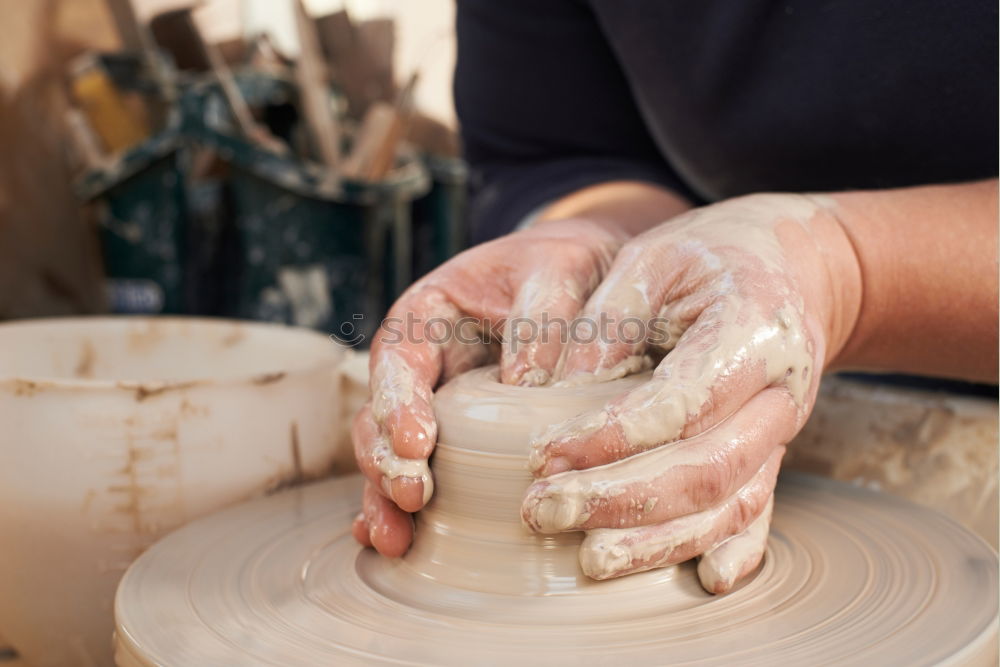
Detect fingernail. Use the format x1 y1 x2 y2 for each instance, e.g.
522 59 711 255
579 534 632 580
518 367 551 387
527 443 549 475
380 476 395 502
541 456 572 476
522 487 585 532
391 475 431 513
502 359 550 387
419 473 434 505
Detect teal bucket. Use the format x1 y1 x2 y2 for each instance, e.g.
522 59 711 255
76 125 189 315
182 73 430 343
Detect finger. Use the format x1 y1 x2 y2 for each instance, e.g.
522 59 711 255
361 286 495 513
371 286 492 460
359 297 491 524
697 493 774 594
369 340 438 461
362 480 413 558
522 390 793 533
353 405 432 512
577 450 780 580
351 512 373 547
558 241 682 383
500 251 606 387
529 298 818 478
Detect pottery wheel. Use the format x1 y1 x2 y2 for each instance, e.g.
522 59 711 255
114 369 998 665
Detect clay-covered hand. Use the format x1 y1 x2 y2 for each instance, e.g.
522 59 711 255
520 194 860 593
351 219 627 557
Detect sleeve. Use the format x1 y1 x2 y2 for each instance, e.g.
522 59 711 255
455 0 694 245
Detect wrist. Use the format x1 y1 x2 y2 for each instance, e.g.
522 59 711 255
535 180 692 238
816 191 889 371
795 194 865 369
818 181 999 381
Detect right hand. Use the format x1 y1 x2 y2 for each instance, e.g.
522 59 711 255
351 219 628 556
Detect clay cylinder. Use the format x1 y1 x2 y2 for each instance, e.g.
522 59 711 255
402 366 647 593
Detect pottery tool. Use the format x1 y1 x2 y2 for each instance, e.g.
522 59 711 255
151 5 250 72
103 0 146 56
314 7 457 160
247 33 291 75
202 39 256 138
185 8 287 154
114 367 999 665
341 74 418 181
315 10 396 119
292 0 342 172
149 7 212 72
103 0 176 107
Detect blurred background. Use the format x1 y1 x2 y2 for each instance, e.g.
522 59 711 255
1 0 461 343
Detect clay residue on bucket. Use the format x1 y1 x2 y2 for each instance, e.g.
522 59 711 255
123 380 201 402
253 371 286 385
74 339 96 378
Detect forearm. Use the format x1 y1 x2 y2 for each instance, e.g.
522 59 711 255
535 180 692 237
829 180 998 382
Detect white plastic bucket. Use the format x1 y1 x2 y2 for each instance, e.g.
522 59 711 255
0 317 346 666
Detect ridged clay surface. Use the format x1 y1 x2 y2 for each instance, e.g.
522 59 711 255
115 367 998 665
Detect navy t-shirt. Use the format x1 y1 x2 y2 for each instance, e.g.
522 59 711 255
455 0 998 244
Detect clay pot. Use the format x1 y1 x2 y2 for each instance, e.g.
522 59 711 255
0 317 346 666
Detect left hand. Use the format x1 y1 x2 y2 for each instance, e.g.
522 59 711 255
520 193 861 593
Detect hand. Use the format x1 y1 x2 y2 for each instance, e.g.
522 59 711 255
520 193 861 593
351 219 629 556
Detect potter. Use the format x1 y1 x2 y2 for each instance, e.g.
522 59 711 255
351 0 996 594
353 181 997 595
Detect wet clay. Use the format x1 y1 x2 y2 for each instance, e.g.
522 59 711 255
115 366 998 665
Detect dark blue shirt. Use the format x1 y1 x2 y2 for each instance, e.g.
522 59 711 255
456 0 998 243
